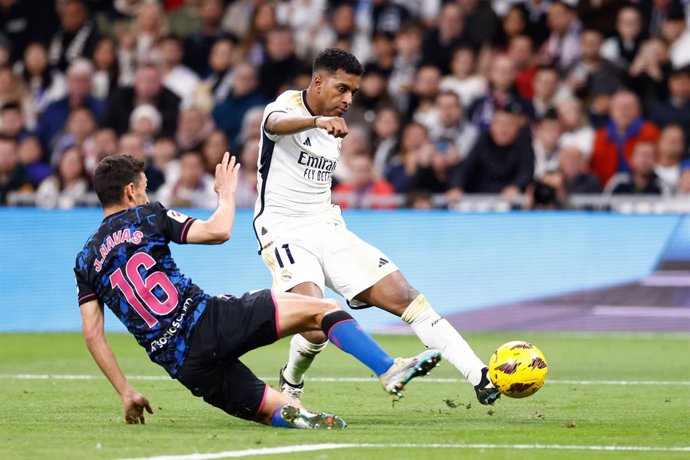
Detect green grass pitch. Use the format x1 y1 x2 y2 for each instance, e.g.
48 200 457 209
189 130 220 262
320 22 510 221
1 332 689 460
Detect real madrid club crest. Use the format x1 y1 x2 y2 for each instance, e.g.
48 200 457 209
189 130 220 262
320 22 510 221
281 269 292 282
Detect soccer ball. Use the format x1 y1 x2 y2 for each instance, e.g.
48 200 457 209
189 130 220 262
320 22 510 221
488 341 548 398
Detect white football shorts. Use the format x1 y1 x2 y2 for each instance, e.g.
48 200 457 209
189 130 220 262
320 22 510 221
260 220 398 301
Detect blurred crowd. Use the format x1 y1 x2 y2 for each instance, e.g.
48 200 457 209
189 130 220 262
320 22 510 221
2 0 690 210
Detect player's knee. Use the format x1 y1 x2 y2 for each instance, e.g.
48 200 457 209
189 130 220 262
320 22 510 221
313 299 342 327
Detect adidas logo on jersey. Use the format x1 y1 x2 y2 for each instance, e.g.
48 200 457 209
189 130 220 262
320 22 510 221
303 137 311 146
261 227 268 235
378 257 389 268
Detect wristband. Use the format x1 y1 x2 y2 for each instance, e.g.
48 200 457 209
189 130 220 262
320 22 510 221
313 116 320 127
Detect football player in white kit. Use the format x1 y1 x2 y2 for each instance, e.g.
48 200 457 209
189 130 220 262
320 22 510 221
253 48 499 405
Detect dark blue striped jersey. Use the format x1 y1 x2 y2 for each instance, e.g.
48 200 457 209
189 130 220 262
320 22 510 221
74 202 209 376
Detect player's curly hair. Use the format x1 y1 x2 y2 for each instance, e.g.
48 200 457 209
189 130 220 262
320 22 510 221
94 154 146 207
313 48 364 76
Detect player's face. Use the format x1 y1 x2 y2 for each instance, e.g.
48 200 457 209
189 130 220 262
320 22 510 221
132 173 149 207
315 70 360 117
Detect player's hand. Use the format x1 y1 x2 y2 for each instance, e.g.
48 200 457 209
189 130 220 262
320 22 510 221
122 389 153 424
315 116 349 138
214 152 241 197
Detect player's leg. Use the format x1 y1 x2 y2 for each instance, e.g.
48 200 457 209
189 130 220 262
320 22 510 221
179 357 346 429
355 272 500 405
279 282 328 399
325 226 499 405
259 234 330 398
274 291 441 396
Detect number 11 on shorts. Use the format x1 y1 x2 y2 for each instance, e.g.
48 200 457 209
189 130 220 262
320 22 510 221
275 244 295 268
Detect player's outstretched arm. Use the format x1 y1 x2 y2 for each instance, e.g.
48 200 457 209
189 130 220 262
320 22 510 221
81 300 153 424
186 152 240 244
266 112 349 138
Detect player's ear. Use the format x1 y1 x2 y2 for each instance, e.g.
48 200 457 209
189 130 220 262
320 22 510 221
313 74 323 92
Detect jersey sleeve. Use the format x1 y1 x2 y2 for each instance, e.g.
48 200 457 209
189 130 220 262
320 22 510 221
74 256 98 306
262 99 292 142
153 202 197 244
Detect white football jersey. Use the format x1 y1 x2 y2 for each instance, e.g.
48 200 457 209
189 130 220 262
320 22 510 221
253 90 343 250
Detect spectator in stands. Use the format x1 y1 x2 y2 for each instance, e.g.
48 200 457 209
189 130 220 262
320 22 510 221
600 6 644 69
440 45 487 109
557 97 595 161
558 145 602 194
523 170 568 210
420 2 465 75
508 35 538 101
347 64 394 128
91 37 132 101
103 63 181 137
156 149 216 208
117 132 165 192
156 34 200 109
234 135 258 208
408 65 442 127
629 37 672 110
151 136 178 182
201 129 228 176
17 135 50 187
309 3 370 64
211 61 266 147
492 4 529 52
368 32 395 76
533 109 563 179
605 141 668 195
0 0 48 64
531 64 572 118
371 0 412 40
370 106 401 176
459 0 500 48
648 65 690 137
639 0 681 39
36 59 105 155
203 37 236 105
126 0 168 67
35 145 89 209
387 23 423 113
655 124 686 192
276 0 328 61
470 54 533 130
237 2 277 66
0 102 28 141
334 154 396 209
565 29 625 103
429 90 479 165
83 127 117 176
386 121 450 194
519 0 550 48
258 26 303 99
48 0 100 72
50 106 97 166
662 5 690 69
129 103 162 148
591 90 660 187
236 106 263 154
540 0 581 73
405 189 434 209
18 42 66 117
0 135 32 203
167 0 203 39
449 104 534 200
175 107 214 153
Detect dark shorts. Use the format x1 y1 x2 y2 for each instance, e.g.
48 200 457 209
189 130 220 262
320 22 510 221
177 289 279 420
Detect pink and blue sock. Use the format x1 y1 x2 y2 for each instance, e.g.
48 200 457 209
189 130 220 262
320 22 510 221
271 405 290 428
321 310 394 376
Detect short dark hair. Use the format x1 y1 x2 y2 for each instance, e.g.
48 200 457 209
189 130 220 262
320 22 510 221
313 48 363 76
93 154 145 207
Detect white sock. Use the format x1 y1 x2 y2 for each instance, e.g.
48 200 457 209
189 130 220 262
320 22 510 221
282 334 328 385
402 294 486 386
